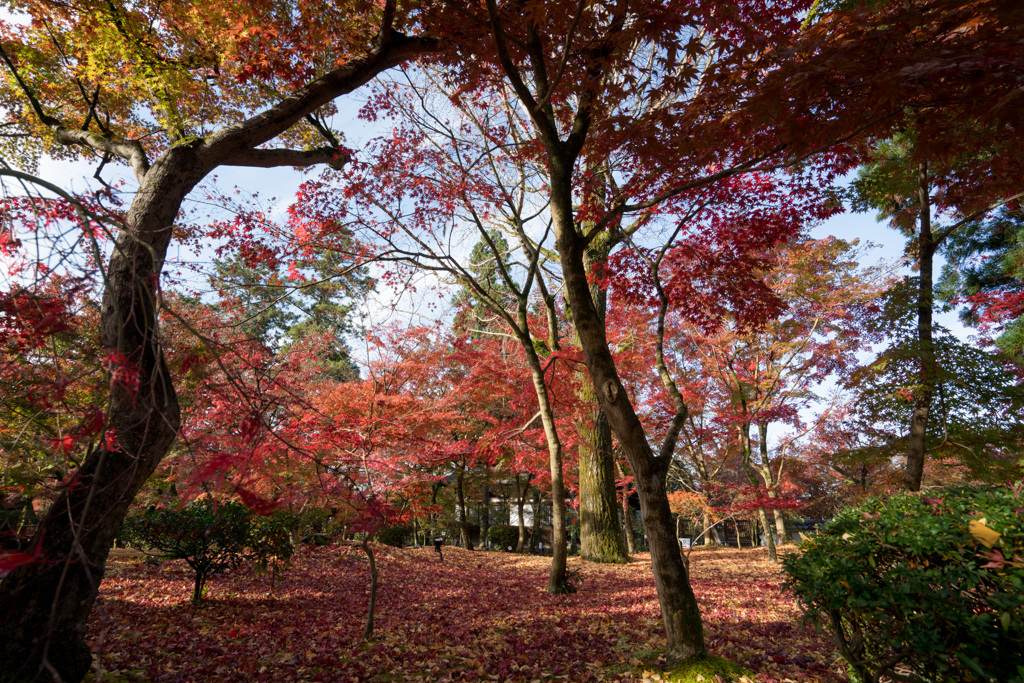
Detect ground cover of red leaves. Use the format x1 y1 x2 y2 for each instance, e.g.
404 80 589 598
86 545 847 682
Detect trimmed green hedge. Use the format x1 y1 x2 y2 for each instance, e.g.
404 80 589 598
783 487 1024 682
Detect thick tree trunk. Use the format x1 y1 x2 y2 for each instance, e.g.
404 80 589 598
906 161 934 492
578 406 627 563
576 233 627 564
0 153 199 682
548 156 704 663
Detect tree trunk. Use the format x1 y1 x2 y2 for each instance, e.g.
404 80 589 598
480 473 491 550
576 232 628 564
531 489 542 554
772 506 788 545
515 475 530 553
701 510 715 546
906 161 935 492
616 461 636 555
578 405 628 563
520 336 567 590
456 469 471 549
361 536 378 641
759 510 778 562
0 153 198 682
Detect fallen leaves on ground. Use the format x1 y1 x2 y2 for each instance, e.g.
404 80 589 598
86 545 847 682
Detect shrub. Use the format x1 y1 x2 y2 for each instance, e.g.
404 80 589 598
376 524 412 548
488 524 519 551
249 511 297 585
783 486 1024 683
298 508 340 544
126 500 294 604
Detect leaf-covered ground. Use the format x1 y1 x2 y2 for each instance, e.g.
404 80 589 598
86 545 847 682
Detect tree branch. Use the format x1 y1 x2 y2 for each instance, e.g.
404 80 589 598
224 146 349 170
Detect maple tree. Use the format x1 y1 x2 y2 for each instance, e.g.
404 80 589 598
0 0 439 677
454 0 1024 656
292 67 585 590
667 236 884 558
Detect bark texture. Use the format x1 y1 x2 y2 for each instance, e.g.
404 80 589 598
577 234 628 564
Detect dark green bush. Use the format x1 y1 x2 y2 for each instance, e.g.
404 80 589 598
376 524 412 548
250 511 297 583
126 499 294 604
488 524 519 551
298 507 340 544
783 486 1024 683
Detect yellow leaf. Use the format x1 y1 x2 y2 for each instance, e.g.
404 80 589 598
969 518 1001 549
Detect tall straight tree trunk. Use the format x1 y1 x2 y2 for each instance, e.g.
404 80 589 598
906 161 935 492
701 510 715 546
576 232 627 564
758 511 778 562
578 405 627 562
743 425 777 563
771 497 788 545
757 425 789 546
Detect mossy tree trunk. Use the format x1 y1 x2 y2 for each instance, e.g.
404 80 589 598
576 207 628 565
